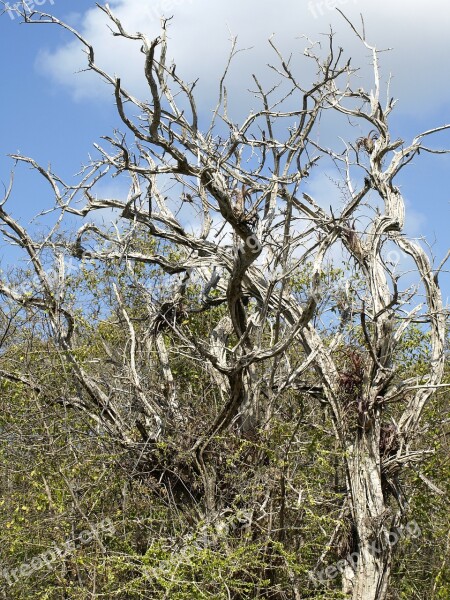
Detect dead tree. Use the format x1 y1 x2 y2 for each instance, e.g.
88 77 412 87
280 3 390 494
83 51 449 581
0 5 449 599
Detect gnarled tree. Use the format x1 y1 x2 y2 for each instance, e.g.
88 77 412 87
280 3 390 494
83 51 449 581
1 5 449 599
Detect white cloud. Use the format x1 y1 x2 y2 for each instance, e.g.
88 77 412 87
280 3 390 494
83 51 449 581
36 0 450 116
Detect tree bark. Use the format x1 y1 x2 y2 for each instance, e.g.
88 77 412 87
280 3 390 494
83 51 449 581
345 425 392 600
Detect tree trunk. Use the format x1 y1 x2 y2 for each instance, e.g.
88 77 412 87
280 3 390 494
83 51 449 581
345 424 392 600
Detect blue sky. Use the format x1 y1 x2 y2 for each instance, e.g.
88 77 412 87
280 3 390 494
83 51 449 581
0 0 449 301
